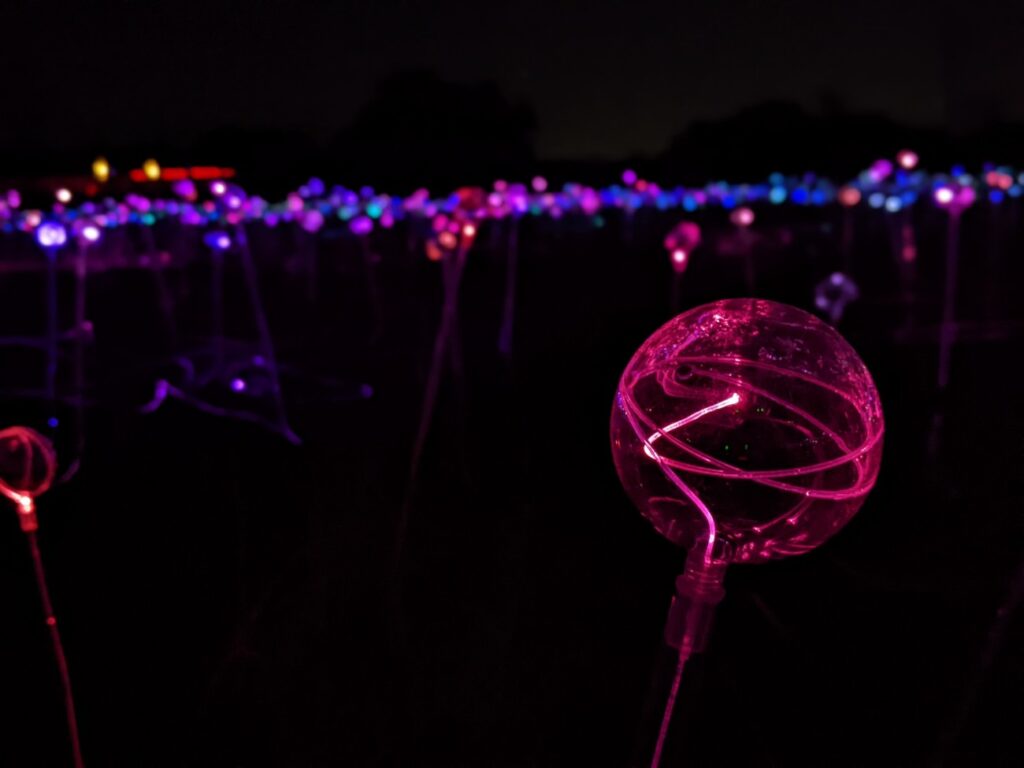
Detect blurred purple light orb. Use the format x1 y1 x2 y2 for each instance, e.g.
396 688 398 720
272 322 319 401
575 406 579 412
350 215 373 236
300 209 325 233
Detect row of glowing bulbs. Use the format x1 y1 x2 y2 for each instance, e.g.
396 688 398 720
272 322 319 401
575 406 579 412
11 150 1024 251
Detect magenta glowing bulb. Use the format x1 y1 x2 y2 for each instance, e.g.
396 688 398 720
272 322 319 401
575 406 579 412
955 186 976 208
301 209 325 233
670 249 688 272
611 299 883 564
349 215 373 236
663 221 701 255
869 159 894 182
730 207 754 228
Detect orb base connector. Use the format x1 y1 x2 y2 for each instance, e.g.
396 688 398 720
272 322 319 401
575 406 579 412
664 549 728 655
16 497 39 532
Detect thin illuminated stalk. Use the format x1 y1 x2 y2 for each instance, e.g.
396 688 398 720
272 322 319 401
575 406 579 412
26 525 85 768
937 212 960 390
396 238 470 561
498 218 519 359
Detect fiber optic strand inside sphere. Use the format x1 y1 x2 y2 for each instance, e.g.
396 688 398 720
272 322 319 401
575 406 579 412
615 353 881 563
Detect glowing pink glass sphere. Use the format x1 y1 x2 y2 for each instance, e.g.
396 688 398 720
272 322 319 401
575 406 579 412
611 299 883 563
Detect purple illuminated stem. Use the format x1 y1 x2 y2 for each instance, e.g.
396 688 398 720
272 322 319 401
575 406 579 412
934 559 1024 763
986 202 1001 323
497 218 519 359
235 224 300 444
901 214 919 330
305 230 318 305
886 214 914 315
45 247 59 426
885 213 900 265
211 245 226 375
145 232 179 349
61 243 89 483
25 528 85 768
841 207 854 274
937 213 960 390
360 236 383 343
396 240 470 560
623 207 636 246
743 251 755 295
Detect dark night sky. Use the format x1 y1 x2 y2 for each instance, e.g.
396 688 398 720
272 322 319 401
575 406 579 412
4 0 1023 159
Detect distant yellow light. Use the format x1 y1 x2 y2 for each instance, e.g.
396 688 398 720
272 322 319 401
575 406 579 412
92 156 110 183
142 158 161 182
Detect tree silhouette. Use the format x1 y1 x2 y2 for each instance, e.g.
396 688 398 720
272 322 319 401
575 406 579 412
329 71 536 191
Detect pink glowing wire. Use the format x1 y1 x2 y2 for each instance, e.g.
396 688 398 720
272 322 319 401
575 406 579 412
631 393 740 561
621 361 878 491
651 651 689 768
0 427 84 768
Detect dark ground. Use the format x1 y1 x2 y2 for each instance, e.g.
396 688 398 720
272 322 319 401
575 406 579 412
1 202 1022 766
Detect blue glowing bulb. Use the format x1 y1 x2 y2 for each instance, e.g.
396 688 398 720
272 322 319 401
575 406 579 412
36 221 68 248
203 231 231 251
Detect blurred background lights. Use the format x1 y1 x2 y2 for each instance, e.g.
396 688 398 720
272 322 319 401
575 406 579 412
92 156 111 183
143 158 161 182
897 149 919 170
